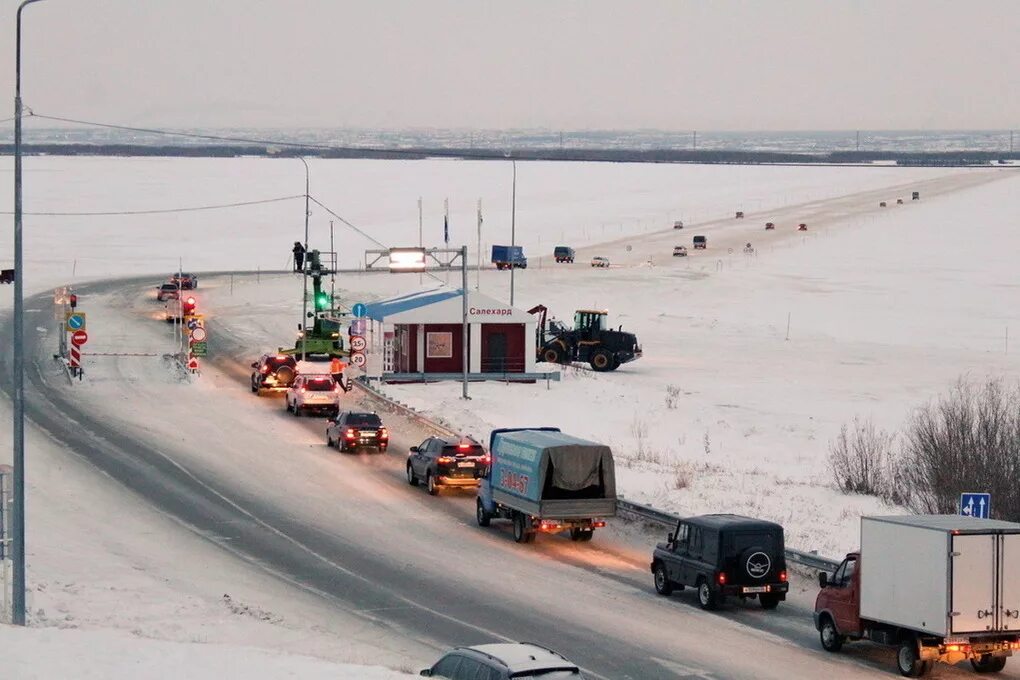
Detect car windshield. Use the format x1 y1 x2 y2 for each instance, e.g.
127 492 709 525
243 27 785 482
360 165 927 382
160 284 177 290
510 670 580 678
345 414 382 426
727 531 778 554
265 357 295 370
305 378 334 391
443 444 484 456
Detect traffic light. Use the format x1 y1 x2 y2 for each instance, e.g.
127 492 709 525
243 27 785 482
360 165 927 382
314 291 330 311
183 296 197 315
69 293 78 309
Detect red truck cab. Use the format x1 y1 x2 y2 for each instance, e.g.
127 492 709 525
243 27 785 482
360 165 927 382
814 552 861 648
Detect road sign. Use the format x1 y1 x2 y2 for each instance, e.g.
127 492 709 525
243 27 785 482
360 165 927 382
350 335 367 352
190 326 207 342
190 341 208 357
350 351 366 367
70 330 88 346
350 318 367 336
352 302 367 318
185 314 204 331
960 492 992 519
187 357 200 370
65 312 86 332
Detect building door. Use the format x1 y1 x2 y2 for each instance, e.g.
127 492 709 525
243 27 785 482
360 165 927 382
481 324 525 373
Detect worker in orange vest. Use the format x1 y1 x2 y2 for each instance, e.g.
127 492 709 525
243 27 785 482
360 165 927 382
331 356 350 392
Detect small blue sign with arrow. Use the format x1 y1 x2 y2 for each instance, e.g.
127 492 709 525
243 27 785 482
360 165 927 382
352 302 367 318
960 492 991 519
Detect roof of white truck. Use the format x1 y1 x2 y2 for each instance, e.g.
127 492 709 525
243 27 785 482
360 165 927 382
865 514 1020 533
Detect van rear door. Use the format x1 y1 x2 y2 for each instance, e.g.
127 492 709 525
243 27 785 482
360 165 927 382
951 533 997 634
1001 533 1020 631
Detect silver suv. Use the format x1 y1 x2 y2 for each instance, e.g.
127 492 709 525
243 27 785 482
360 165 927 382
421 642 582 679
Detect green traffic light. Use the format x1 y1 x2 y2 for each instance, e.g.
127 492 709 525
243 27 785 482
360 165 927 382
314 292 330 311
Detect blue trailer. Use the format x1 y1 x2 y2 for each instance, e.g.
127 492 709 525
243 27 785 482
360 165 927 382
476 428 617 543
491 245 528 271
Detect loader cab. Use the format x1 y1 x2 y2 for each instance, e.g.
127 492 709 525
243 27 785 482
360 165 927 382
575 310 608 333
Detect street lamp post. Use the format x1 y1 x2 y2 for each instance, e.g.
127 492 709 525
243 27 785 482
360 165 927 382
298 157 309 359
12 0 46 628
509 159 517 306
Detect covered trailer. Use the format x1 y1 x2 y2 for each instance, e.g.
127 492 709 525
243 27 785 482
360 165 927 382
476 428 616 544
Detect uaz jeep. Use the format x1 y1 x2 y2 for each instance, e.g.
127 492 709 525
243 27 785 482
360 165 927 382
650 513 788 610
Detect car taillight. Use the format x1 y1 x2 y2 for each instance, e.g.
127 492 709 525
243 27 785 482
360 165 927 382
437 456 454 464
593 520 606 528
479 453 491 465
260 366 269 374
300 387 306 394
717 572 727 585
378 428 389 439
457 443 471 450
779 570 787 583
345 428 357 439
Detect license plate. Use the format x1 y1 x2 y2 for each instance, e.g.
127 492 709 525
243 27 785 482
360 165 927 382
458 462 475 468
742 586 768 594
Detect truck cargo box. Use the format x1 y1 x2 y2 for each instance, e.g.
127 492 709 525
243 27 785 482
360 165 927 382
489 428 616 519
860 515 1020 638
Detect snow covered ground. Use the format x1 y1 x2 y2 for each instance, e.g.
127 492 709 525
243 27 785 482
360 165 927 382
0 156 1015 671
3 625 412 680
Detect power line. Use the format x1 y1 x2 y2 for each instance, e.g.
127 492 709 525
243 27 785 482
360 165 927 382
1 193 304 216
25 112 517 161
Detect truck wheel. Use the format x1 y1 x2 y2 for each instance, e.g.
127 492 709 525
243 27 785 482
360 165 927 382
653 563 673 596
426 472 438 496
971 655 1007 673
819 616 844 652
512 513 533 543
896 638 932 677
475 499 491 527
542 347 563 364
759 594 780 610
696 578 718 611
569 528 593 542
590 350 612 372
250 381 258 393
406 465 418 486
326 433 334 447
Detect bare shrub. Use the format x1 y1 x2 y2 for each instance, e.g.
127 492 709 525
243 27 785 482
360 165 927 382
672 462 694 490
900 379 1020 520
828 416 899 500
665 384 682 410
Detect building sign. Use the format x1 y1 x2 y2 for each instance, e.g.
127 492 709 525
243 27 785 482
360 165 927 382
426 331 453 358
469 306 513 317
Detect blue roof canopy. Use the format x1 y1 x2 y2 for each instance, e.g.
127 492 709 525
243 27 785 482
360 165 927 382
362 288 462 322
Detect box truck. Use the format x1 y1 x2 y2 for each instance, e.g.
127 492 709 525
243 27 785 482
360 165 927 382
814 515 1020 676
476 428 616 544
491 245 527 270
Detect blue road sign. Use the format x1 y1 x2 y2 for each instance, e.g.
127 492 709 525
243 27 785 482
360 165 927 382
352 302 367 318
350 318 367 336
66 313 86 331
960 492 992 519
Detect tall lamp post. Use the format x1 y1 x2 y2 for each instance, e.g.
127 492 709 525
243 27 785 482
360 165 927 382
509 159 517 306
297 157 310 358
12 0 46 627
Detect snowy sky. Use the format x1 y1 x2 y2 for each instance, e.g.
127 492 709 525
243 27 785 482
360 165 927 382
1 0 1018 131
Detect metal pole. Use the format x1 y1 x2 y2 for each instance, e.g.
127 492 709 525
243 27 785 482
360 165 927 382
461 245 469 400
509 159 516 306
13 0 45 628
476 198 482 290
418 197 423 286
299 157 310 359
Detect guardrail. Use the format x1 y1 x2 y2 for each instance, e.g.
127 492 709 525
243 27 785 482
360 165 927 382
618 499 841 572
353 377 843 573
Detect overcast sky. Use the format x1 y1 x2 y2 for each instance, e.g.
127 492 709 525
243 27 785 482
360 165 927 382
2 0 1018 131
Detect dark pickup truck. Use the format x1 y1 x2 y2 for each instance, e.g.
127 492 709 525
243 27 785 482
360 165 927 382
651 513 788 610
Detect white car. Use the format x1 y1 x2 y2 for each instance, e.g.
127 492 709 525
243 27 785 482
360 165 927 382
591 256 610 268
673 246 688 257
285 374 342 417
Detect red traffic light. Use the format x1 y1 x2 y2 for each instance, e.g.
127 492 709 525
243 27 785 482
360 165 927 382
183 296 197 313
69 294 78 309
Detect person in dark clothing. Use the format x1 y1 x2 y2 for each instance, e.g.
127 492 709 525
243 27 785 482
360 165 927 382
292 242 305 272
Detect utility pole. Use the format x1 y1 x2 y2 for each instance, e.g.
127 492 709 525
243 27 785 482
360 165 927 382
509 159 517 306
692 130 697 151
418 197 423 285
12 0 46 628
298 157 310 359
1011 130 1015 154
476 199 482 290
856 130 861 152
461 245 469 400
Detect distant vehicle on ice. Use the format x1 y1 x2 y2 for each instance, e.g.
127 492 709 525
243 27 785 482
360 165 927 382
735 211 745 219
765 222 775 230
591 256 610 268
912 191 920 200
693 235 707 249
553 246 575 263
491 245 527 270
673 246 688 257
798 223 808 231
673 220 684 229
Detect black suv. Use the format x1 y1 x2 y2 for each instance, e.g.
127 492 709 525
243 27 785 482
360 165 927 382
650 514 788 610
421 642 581 679
170 272 198 289
407 436 488 495
250 353 297 394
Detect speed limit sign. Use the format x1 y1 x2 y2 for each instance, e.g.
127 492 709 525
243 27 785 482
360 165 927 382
350 335 367 352
350 351 366 367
